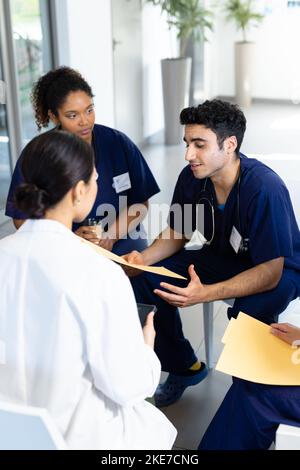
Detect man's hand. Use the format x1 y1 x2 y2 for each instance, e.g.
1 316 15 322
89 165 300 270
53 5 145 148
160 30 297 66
154 264 208 307
270 323 300 346
122 250 146 277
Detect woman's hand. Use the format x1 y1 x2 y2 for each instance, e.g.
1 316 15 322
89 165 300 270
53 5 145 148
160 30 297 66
75 226 100 245
142 311 156 349
75 226 115 251
270 323 300 346
122 250 145 277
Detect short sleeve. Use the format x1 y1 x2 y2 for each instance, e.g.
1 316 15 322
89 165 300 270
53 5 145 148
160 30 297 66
167 169 199 237
167 174 185 234
247 185 294 265
5 155 26 220
119 133 160 205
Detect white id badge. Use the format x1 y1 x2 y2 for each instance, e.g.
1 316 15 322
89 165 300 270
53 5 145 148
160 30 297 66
112 172 132 193
230 226 242 254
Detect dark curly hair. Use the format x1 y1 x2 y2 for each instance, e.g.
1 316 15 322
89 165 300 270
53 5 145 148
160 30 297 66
31 66 94 130
15 131 94 219
180 99 246 154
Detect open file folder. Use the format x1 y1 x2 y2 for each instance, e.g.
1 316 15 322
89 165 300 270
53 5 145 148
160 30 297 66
79 237 187 280
215 312 300 385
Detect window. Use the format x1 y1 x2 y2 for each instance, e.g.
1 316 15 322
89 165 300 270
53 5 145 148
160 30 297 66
0 0 54 218
10 0 53 143
0 60 11 212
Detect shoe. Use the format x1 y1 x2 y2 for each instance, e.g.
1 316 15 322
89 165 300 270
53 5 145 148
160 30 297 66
154 363 208 407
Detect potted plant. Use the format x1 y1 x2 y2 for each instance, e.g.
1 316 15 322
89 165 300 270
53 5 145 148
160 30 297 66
146 0 213 144
224 0 264 107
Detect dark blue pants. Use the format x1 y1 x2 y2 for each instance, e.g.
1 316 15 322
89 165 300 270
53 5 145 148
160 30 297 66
199 378 300 450
130 247 300 373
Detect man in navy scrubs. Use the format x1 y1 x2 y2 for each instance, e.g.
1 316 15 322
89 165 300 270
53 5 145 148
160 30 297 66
125 99 300 411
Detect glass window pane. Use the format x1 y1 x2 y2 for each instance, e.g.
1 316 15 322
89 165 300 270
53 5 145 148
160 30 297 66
0 61 12 212
10 0 53 143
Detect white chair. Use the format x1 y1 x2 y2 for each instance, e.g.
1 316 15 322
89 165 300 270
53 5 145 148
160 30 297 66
203 298 234 369
0 401 67 450
203 297 300 369
276 424 300 450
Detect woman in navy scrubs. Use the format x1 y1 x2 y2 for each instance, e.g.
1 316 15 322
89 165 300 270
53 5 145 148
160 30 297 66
5 66 160 255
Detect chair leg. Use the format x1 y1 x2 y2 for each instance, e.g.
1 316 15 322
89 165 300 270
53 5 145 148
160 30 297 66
203 302 214 369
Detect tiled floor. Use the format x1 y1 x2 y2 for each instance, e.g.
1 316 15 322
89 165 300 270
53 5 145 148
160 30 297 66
1 101 300 449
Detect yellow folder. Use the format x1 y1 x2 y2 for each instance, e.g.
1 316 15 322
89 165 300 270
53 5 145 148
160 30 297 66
216 312 300 385
79 237 187 280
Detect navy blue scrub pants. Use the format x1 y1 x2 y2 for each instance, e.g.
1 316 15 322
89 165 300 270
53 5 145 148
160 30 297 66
130 247 300 373
199 378 300 450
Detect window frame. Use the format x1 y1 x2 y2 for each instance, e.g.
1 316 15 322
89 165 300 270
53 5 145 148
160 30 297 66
0 0 56 223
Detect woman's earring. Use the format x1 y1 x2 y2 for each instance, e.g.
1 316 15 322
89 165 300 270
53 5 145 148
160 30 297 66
75 199 81 205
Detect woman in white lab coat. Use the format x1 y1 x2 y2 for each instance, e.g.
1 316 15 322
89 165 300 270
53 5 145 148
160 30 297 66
0 131 176 450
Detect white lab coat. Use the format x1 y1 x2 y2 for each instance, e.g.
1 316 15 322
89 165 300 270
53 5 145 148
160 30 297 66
0 220 176 450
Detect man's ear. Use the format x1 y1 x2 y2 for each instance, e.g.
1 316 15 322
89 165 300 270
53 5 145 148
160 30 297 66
48 110 59 126
225 135 238 154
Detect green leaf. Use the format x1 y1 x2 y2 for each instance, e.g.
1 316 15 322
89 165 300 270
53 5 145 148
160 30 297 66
144 0 214 51
224 0 264 42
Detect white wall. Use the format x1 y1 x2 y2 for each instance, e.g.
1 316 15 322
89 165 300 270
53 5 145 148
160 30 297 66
54 0 300 141
55 0 115 127
142 3 178 137
55 0 170 139
209 1 300 101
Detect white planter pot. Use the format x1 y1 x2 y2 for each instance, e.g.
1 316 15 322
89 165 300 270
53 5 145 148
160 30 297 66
161 57 192 145
235 42 255 108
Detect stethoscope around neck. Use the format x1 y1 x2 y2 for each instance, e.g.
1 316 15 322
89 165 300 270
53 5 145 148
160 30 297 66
196 174 248 252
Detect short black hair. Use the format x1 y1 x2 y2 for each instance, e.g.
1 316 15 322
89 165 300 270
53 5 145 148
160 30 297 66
180 99 246 154
15 131 94 219
31 66 94 130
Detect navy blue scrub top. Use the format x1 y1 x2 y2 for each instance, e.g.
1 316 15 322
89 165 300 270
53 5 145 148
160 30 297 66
5 124 160 254
168 153 300 274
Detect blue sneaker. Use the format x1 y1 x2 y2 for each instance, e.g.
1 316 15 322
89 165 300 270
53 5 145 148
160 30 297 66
154 363 208 407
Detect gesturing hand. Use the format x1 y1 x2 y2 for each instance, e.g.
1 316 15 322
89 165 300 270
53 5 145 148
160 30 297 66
154 264 208 308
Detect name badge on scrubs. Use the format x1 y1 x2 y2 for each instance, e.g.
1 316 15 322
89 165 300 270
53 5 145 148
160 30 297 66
112 172 131 193
230 226 242 254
